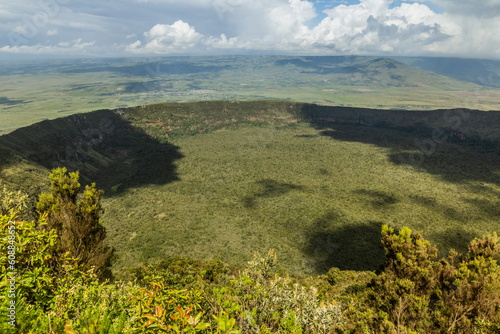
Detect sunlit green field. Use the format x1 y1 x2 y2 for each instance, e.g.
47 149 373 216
101 121 500 274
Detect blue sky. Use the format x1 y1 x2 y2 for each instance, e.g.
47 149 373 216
0 0 499 59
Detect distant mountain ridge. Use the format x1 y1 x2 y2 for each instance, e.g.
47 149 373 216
273 56 477 88
394 57 500 87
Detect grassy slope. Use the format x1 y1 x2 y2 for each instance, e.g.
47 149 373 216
1 100 498 275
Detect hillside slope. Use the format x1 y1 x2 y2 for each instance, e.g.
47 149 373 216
395 56 500 87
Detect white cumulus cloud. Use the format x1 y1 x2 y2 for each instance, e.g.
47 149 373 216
127 0 450 56
304 0 449 55
127 20 202 54
205 34 240 49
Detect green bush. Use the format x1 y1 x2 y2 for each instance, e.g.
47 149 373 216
2 171 499 333
37 168 115 279
341 226 500 334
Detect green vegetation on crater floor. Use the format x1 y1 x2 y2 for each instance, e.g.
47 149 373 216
0 100 498 275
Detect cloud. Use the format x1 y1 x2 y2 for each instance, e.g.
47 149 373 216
126 0 319 54
263 0 316 47
425 0 500 17
127 20 202 54
1 0 500 59
303 0 449 54
205 34 240 49
0 38 95 55
0 6 17 20
433 14 500 58
124 0 462 57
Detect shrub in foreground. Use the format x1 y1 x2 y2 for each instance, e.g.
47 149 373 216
1 172 500 333
341 226 500 334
